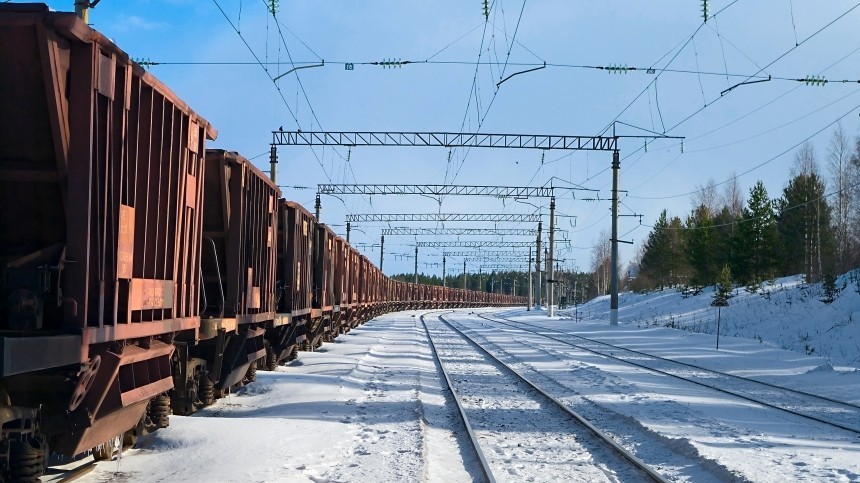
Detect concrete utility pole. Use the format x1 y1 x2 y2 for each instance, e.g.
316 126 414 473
545 248 550 308
414 246 418 284
527 246 533 310
346 222 351 244
548 196 556 317
379 235 385 271
268 144 277 183
535 221 542 309
314 193 321 222
442 256 447 288
463 260 467 289
610 149 620 326
74 0 94 23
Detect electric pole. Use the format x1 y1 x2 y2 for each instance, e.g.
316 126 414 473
379 235 385 272
548 196 556 317
463 260 467 289
535 221 542 309
527 246 533 311
414 246 418 284
269 144 277 183
442 256 447 288
610 149 620 326
314 193 321 222
346 222 351 244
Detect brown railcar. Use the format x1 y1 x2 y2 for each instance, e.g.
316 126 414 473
311 224 336 345
332 236 348 334
0 3 215 469
171 150 277 414
276 200 313 354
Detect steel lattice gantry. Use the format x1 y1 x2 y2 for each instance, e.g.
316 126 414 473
381 227 536 236
270 129 685 322
272 130 618 151
416 241 535 248
346 213 541 223
318 184 552 198
480 264 530 270
443 251 529 257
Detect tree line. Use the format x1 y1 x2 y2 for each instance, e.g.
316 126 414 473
592 123 860 296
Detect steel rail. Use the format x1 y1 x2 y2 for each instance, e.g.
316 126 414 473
418 314 496 483
479 313 860 435
436 314 668 483
55 460 96 482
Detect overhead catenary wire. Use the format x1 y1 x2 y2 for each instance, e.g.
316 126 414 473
627 100 860 201
210 0 335 184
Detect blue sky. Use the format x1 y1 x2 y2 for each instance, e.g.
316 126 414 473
37 0 860 277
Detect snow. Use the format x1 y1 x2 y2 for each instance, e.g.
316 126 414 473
64 279 860 482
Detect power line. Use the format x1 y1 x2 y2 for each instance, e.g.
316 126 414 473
210 0 334 183
665 2 860 134
628 100 860 201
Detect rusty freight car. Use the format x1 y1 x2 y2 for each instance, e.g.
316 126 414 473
170 149 278 415
275 200 314 357
0 3 215 477
312 224 336 344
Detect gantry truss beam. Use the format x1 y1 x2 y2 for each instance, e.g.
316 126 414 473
443 251 528 257
273 130 618 151
479 265 529 270
346 213 541 223
466 257 530 262
417 241 535 248
382 227 536 236
319 184 553 198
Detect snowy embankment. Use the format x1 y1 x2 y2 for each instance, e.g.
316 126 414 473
574 272 860 368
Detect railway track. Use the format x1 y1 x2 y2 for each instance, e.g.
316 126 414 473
419 313 667 482
477 312 860 436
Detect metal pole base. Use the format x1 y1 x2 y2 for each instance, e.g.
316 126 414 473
610 309 618 326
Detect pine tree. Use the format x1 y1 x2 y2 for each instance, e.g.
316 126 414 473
639 210 673 289
713 265 732 305
685 204 719 287
777 171 835 282
734 181 780 286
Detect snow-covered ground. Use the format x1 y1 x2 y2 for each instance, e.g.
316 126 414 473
63 286 860 482
573 273 860 368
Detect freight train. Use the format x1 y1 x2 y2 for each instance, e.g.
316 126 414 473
0 5 525 481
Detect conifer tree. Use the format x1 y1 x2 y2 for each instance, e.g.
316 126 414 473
777 171 835 282
734 181 780 285
714 265 733 303
685 204 719 287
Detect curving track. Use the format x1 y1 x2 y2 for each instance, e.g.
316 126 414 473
419 313 667 483
476 312 860 436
